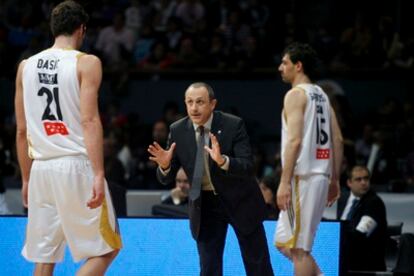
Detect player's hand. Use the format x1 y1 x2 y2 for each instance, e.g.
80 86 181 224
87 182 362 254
327 180 340 207
21 180 29 208
148 142 176 170
87 176 105 209
277 182 291 211
204 133 225 166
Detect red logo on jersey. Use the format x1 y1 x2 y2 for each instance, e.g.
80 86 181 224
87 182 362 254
316 148 330 159
43 121 69 136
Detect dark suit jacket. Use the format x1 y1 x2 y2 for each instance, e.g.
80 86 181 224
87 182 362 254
337 189 388 271
157 111 267 240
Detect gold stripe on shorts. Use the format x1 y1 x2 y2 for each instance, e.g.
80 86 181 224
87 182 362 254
275 176 301 248
100 199 122 249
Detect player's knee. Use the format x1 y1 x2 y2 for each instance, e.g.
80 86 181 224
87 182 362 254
109 249 120 259
276 245 291 259
102 249 120 262
290 248 308 261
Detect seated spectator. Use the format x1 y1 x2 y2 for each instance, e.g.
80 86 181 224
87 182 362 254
138 41 174 70
104 134 126 186
258 175 279 219
337 165 388 272
174 0 205 33
171 37 201 69
161 167 190 206
94 12 134 67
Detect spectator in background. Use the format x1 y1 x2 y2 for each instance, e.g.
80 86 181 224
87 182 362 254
152 120 169 149
164 17 183 52
138 120 172 190
172 37 201 69
138 41 174 70
162 167 190 205
175 0 205 33
104 134 127 217
258 176 279 219
151 0 178 32
104 135 126 186
206 33 229 70
337 165 387 272
219 9 251 56
95 12 134 67
132 23 156 65
355 123 375 164
162 101 183 126
124 0 143 39
95 12 134 94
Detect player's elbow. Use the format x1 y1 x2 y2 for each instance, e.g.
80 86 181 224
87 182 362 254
288 137 302 149
81 116 100 129
16 127 27 139
334 134 344 148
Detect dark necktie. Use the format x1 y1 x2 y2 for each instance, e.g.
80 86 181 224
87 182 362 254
346 198 359 220
189 126 205 200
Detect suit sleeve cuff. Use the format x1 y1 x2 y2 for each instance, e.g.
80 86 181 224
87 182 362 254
219 155 230 171
159 166 171 176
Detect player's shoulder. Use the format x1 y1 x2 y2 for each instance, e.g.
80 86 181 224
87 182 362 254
77 53 101 65
285 86 307 102
77 53 102 72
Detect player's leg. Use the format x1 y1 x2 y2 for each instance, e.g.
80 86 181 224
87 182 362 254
52 159 122 274
291 248 320 276
76 250 119 276
22 160 66 274
34 263 55 276
291 175 328 276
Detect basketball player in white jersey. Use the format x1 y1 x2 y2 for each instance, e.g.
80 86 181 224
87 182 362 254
15 1 121 275
274 42 343 276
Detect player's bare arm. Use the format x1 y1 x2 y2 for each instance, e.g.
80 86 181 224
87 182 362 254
277 88 307 211
327 108 344 206
78 54 105 209
15 60 32 208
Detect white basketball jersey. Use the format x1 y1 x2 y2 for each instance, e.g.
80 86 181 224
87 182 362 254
22 48 87 160
281 83 332 176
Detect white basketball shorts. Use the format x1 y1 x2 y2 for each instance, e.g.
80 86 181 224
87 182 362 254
274 174 329 252
22 156 122 263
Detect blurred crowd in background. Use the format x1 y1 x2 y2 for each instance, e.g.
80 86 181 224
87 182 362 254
1 0 414 197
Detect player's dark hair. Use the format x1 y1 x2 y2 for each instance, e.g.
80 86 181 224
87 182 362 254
282 42 320 79
50 0 89 37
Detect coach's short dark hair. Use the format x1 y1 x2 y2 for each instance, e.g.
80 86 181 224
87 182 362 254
347 165 371 180
50 0 89 37
188 82 216 101
282 42 319 79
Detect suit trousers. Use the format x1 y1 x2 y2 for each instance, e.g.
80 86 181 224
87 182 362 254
196 191 274 276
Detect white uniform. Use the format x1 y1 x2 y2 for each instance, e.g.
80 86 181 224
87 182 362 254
21 48 121 263
275 83 332 251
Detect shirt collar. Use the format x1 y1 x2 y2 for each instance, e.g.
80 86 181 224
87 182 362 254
349 192 360 201
193 113 213 132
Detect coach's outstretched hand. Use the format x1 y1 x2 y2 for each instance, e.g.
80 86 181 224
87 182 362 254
148 142 176 170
